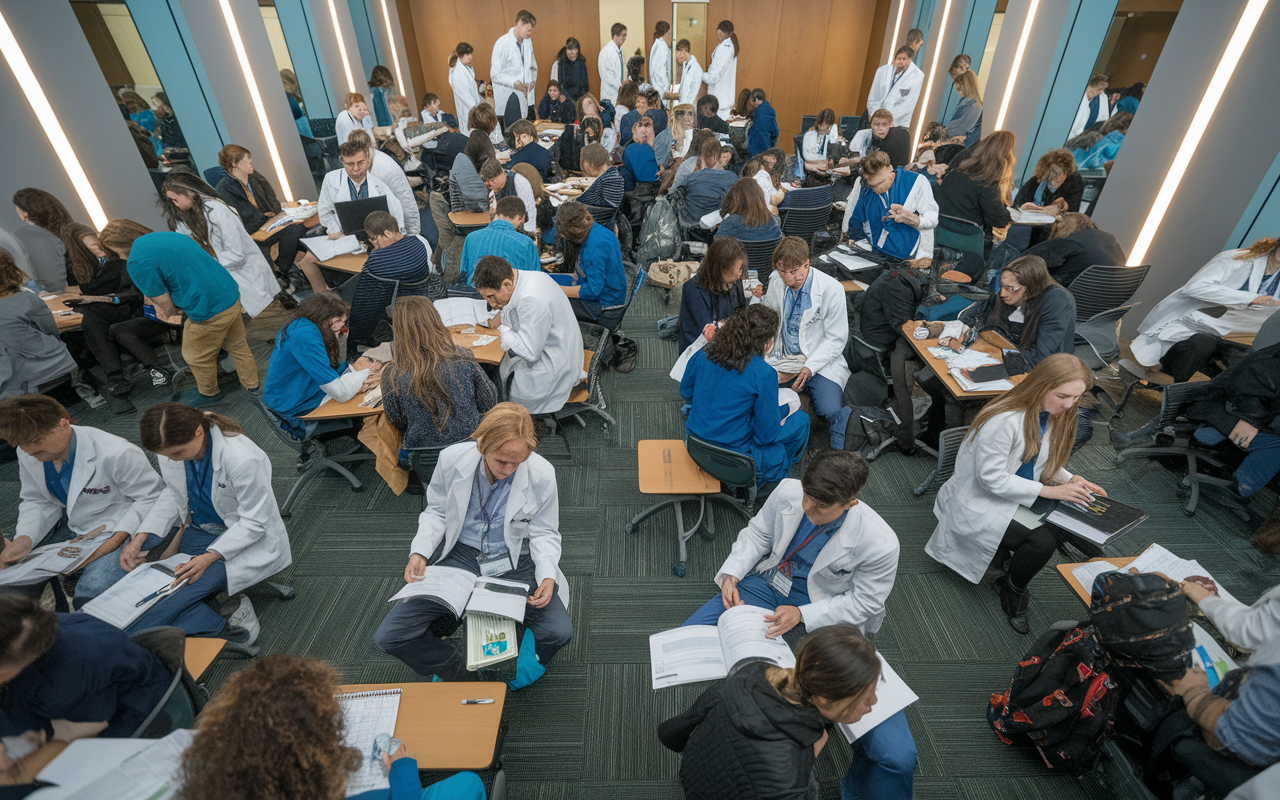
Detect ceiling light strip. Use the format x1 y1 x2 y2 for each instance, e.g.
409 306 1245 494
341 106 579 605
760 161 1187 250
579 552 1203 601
888 0 907 65
379 0 404 97
326 0 356 92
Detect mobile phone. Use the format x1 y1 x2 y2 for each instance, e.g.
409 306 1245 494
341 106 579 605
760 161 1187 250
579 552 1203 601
143 304 158 321
969 364 1010 383
63 297 85 307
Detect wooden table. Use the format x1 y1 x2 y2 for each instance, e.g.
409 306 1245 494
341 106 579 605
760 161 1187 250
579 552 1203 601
336 682 508 771
1056 556 1138 604
637 439 720 495
44 294 83 330
302 390 384 420
900 323 1023 399
184 637 226 680
449 324 505 365
840 280 865 293
449 210 492 231
1224 331 1257 346
534 120 566 134
317 252 368 274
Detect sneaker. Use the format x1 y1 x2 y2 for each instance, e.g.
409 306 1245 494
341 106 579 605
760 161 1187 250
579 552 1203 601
224 595 260 648
149 368 172 387
104 380 133 397
73 384 107 409
177 389 225 407
275 290 299 310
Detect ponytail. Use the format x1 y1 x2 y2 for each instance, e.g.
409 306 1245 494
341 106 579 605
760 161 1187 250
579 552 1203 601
449 42 473 69
139 402 244 454
717 21 740 57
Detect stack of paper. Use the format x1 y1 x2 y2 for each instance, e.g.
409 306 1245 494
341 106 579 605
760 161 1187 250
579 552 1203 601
338 689 401 796
827 250 878 271
60 730 193 800
1008 207 1057 225
302 235 365 261
434 297 493 327
0 529 111 587
1125 544 1238 603
81 555 192 629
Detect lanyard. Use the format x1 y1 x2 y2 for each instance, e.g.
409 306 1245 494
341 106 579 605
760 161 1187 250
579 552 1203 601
473 466 509 542
348 177 367 201
819 134 828 155
777 524 830 577
242 180 258 208
889 68 904 92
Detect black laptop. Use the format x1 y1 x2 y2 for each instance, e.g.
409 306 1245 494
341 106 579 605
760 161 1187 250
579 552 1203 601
334 196 390 243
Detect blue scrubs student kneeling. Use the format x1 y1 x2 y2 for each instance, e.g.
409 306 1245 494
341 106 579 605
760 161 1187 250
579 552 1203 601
683 450 916 800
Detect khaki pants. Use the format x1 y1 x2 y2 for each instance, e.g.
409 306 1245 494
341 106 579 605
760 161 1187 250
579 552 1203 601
182 301 259 395
428 192 464 284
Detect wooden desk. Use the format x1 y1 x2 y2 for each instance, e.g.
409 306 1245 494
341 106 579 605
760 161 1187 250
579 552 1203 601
184 637 226 680
567 350 594 403
250 202 320 241
637 439 720 495
534 121 566 134
1056 556 1139 604
449 324 505 365
900 323 1023 399
44 294 83 330
317 253 368 274
449 211 492 230
302 391 383 420
1224 331 1257 346
336 682 507 771
840 280 865 293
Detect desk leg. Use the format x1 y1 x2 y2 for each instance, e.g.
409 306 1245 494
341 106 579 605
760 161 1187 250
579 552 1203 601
491 768 506 800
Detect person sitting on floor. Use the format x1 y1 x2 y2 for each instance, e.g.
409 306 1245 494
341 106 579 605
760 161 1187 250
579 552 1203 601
681 305 808 488
841 151 937 264
375 403 573 690
472 256 584 415
460 196 540 285
507 119 553 180
678 237 751 352
715 178 782 243
537 80 576 124
0 596 172 740
348 211 440 346
478 159 538 236
555 202 627 325
622 118 659 192
926 353 1106 634
576 144 625 216
1182 575 1280 668
681 449 913 798
174 654 486 800
762 237 851 448
659 624 894 800
0 395 163 603
1130 237 1280 383
1022 212 1125 288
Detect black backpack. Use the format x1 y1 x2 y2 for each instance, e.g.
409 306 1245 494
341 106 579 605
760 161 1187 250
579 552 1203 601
1089 572 1195 681
987 625 1121 772
840 405 896 460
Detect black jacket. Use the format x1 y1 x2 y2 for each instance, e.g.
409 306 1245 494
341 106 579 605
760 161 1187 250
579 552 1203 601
658 662 825 800
1013 171 1086 247
860 268 927 350
678 277 747 352
1023 228 1126 288
868 126 911 169
936 169 1012 236
1187 342 1280 435
63 257 140 307
963 283 1076 368
556 56 590 103
216 172 283 234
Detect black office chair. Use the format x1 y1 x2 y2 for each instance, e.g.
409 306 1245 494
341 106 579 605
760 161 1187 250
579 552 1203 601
740 236 781 293
596 260 643 334
129 626 205 737
839 115 862 141
1067 264 1152 369
779 184 834 249
800 115 817 136
252 394 371 518
406 446 449 509
202 166 230 188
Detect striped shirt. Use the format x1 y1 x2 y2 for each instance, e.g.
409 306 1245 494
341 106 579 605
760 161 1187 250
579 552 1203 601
349 235 436 342
578 167 625 210
460 219 541 284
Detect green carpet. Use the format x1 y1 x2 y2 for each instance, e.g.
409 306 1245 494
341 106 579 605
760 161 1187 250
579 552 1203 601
3 283 1275 800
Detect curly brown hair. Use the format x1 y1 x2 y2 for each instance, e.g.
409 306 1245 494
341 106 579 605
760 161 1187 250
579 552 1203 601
0 247 27 297
704 304 778 372
1032 148 1077 184
176 655 361 800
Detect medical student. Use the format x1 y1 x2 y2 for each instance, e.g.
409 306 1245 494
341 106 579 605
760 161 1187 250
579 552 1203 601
649 22 671 102
556 202 626 325
491 10 538 129
762 237 852 447
1182 576 1280 667
670 39 704 109
703 21 739 120
448 43 481 135
334 92 375 146
318 140 406 238
375 403 573 689
841 151 937 263
1131 238 1280 382
925 354 1106 635
599 22 627 106
802 108 852 175
683 449 913 800
420 92 444 124
472 256 584 416
118 403 293 644
866 46 924 131
1068 74 1111 139
479 158 538 235
0 394 163 602
346 129 421 237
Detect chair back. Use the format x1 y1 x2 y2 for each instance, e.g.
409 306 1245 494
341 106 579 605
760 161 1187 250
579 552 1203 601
597 260 644 332
839 115 861 141
407 446 448 491
1075 303 1137 366
309 117 337 138
1067 264 1151 320
800 115 817 137
203 166 229 188
129 626 203 737
574 322 614 406
741 237 782 283
921 426 970 495
1252 309 1280 351
792 132 804 160
253 392 307 453
349 272 399 343
686 433 757 493
582 203 618 231
1158 381 1219 427
779 185 833 248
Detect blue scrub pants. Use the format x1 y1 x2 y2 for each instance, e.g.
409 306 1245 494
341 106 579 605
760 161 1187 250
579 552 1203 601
1193 426 1280 497
683 572 809 627
791 373 847 448
110 524 230 636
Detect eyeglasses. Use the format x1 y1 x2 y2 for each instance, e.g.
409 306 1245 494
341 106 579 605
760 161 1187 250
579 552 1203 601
1003 284 1025 294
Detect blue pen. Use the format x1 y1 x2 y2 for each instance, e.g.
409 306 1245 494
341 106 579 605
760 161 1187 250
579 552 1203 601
135 578 189 608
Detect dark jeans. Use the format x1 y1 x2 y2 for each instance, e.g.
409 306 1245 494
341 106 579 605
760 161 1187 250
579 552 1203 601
998 519 1063 591
78 302 141 379
569 297 602 324
1152 708 1262 798
891 338 921 448
257 221 306 273
108 317 171 371
1161 333 1245 383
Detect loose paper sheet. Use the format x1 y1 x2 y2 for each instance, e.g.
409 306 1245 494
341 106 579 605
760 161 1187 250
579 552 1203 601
839 654 919 742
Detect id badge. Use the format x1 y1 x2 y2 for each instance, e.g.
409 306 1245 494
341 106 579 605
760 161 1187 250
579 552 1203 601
765 567 792 597
478 554 509 577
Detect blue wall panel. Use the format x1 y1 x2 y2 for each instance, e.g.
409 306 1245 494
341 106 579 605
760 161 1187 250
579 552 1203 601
275 0 338 119
348 0 381 80
1229 152 1280 249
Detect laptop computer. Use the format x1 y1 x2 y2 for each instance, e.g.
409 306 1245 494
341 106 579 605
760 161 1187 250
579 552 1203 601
334 196 390 243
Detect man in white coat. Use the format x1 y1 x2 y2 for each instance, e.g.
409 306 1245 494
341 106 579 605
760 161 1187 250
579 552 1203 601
346 128 420 237
866 46 924 132
0 395 163 602
670 40 703 108
318 140 405 238
682 449 915 796
1068 74 1111 139
598 23 627 106
334 92 375 145
763 237 851 447
375 403 572 688
491 10 538 129
703 29 738 120
649 24 671 104
473 256 584 416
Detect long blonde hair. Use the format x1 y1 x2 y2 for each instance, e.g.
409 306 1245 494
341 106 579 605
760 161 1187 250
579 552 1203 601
381 297 470 431
956 130 1016 205
967 353 1093 481
1236 237 1280 262
954 70 982 104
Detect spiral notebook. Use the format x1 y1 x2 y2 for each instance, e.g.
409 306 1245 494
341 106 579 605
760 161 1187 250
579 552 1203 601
338 688 402 797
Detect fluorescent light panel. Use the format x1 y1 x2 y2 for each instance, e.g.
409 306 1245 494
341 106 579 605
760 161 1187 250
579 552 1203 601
994 0 1039 130
0 10 108 229
217 0 293 201
379 0 404 99
326 0 356 92
888 0 907 65
911 0 953 154
1127 0 1269 265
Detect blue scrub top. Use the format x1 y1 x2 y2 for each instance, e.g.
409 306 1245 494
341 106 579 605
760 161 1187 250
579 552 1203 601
1014 412 1050 481
575 223 627 306
263 319 347 423
126 232 240 322
185 439 226 528
776 510 848 596
42 430 77 506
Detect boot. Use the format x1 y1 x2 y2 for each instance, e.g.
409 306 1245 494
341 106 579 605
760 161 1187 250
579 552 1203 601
996 575 1031 635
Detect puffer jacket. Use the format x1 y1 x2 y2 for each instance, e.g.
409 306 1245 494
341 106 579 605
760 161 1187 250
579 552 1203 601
657 662 826 800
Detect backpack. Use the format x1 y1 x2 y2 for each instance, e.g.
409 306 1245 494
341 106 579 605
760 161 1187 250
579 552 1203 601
987 625 1121 773
636 196 681 269
840 405 896 460
1089 572 1195 681
647 260 698 289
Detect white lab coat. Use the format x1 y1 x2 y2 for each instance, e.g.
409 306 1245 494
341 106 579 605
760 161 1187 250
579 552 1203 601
865 61 924 129
841 171 938 259
1068 92 1111 140
138 426 292 595
1226 763 1280 800
177 200 278 318
15 426 163 545
1131 251 1279 366
497 270 585 414
925 411 1073 584
802 129 844 162
335 109 374 146
318 169 405 235
649 37 671 99
703 38 737 119
762 266 851 388
677 55 703 108
491 29 537 119
369 149 420 236
1199 584 1280 666
714 480 900 633
598 41 625 105
450 61 481 136
411 440 568 606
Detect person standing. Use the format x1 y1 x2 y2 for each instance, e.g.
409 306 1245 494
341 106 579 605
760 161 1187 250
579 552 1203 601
649 22 672 101
491 10 538 129
703 21 740 120
550 38 590 105
599 23 627 106
745 89 778 157
671 40 704 109
1068 74 1111 139
448 43 481 136
367 65 395 127
866 46 924 132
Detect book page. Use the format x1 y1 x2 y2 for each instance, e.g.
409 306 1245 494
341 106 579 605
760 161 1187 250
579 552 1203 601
301 234 364 261
62 729 193 800
649 625 728 689
434 297 492 327
0 530 112 586
838 653 919 742
1070 561 1119 596
716 604 796 675
1124 545 1237 604
80 555 193 629
387 566 476 616
338 689 401 797
465 576 529 623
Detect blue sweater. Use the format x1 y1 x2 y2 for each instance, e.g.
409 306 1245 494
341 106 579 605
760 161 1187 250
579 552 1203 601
716 214 782 243
677 278 747 351
680 350 794 482
575 223 626 305
622 143 659 190
509 142 553 179
845 169 926 260
682 169 738 225
263 318 346 423
460 219 541 283
747 101 779 157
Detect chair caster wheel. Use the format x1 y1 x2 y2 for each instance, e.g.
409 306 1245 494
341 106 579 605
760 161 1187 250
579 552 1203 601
625 523 636 534
1182 508 1195 517
351 485 364 493
672 562 687 578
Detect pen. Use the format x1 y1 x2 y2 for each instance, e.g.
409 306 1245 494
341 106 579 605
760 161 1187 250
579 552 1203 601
135 578 189 607
461 699 494 705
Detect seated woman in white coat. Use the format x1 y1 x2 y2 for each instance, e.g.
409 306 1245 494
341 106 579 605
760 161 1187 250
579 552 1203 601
1130 238 1280 383
473 255 584 416
375 403 572 689
1181 577 1280 667
682 449 914 800
114 403 292 644
159 173 281 318
925 354 1107 635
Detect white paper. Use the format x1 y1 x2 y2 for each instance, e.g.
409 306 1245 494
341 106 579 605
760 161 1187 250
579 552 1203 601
839 654 919 742
61 729 193 800
1008 207 1056 225
465 576 529 623
778 388 801 421
699 210 724 228
302 234 364 261
650 626 729 689
716 605 796 674
827 250 878 271
1011 504 1047 530
1070 561 1119 594
1 733 42 763
766 354 808 375
0 531 112 586
387 565 476 615
949 367 1013 392
80 554 193 629
338 689 401 797
1124 545 1237 604
434 297 492 327
1044 509 1112 545
470 334 498 346
36 738 152 791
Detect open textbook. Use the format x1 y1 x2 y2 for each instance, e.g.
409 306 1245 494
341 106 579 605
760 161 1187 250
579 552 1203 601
301 234 365 261
59 729 193 800
0 528 111 587
650 605 796 689
1071 544 1237 604
435 297 494 327
81 554 193 629
838 653 919 742
388 567 528 623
